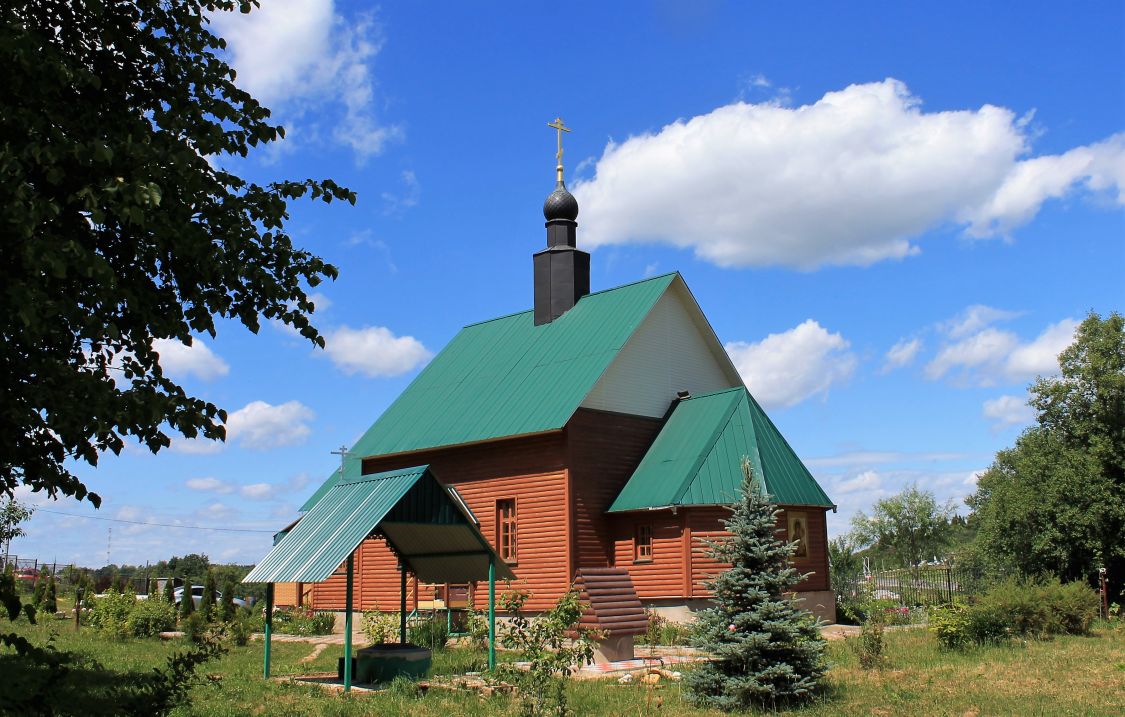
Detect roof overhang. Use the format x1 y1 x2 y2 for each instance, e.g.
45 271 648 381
244 465 514 585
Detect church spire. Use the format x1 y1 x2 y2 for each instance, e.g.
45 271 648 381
534 117 589 326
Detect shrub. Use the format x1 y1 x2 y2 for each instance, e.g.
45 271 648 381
408 615 450 650
199 570 216 622
228 614 253 646
462 598 489 650
1048 579 1100 635
496 588 596 717
183 612 207 643
978 577 1099 638
127 596 177 637
88 589 135 639
362 605 400 644
272 606 336 636
929 603 972 650
851 609 887 670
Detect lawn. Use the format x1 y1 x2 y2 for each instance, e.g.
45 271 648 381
2 618 1123 716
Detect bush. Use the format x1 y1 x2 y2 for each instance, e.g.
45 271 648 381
930 577 1100 650
183 612 207 643
929 603 972 650
850 610 887 670
228 614 253 646
362 606 400 644
272 606 336 636
87 589 135 639
408 615 449 650
127 597 177 637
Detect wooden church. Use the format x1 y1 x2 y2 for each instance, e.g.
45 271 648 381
277 130 837 628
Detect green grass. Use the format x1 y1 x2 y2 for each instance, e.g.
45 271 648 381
3 617 1123 716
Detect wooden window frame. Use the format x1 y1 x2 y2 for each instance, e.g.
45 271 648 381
634 524 653 563
496 498 518 565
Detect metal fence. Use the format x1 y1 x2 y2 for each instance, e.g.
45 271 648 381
836 564 998 607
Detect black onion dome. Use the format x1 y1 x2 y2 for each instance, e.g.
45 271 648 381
543 181 579 222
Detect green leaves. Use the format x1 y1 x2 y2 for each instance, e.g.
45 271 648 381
1 0 353 503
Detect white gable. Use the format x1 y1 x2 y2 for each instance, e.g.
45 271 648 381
580 278 742 417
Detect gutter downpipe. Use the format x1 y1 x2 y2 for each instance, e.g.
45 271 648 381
344 555 354 692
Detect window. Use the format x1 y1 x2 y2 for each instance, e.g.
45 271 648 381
497 499 517 563
634 524 653 561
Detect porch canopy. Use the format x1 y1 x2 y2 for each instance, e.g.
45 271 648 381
243 464 514 690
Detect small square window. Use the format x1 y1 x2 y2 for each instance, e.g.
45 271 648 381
635 525 652 561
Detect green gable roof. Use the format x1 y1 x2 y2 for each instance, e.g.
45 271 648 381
609 387 834 512
247 465 514 584
301 273 678 511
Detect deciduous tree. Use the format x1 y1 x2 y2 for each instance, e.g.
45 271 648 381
1 0 354 505
850 486 956 567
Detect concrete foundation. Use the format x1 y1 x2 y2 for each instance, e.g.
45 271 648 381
643 590 837 625
592 634 635 663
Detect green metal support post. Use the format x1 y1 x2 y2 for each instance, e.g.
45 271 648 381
488 555 496 671
399 563 408 643
263 583 274 679
344 555 354 692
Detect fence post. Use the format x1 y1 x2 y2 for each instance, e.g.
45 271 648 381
946 567 953 604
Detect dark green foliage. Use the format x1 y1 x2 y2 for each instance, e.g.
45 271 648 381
408 615 450 651
125 596 176 638
930 577 1102 649
685 458 826 710
179 585 195 620
969 312 1125 597
219 576 237 622
182 612 207 643
162 578 175 606
199 570 216 622
227 614 253 647
1 0 355 505
31 568 48 608
42 576 57 614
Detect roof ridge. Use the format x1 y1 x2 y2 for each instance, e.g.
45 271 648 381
668 389 746 506
680 385 747 401
460 272 680 329
744 391 835 507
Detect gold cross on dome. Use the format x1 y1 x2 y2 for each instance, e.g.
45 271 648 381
547 117 571 165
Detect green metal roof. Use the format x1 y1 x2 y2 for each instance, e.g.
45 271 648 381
608 387 834 512
301 273 678 511
246 465 514 584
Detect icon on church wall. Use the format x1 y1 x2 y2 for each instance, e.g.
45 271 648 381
788 511 808 558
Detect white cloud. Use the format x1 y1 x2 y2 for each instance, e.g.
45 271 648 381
725 320 856 409
170 436 223 455
835 470 882 495
211 1 399 160
925 328 1019 382
185 477 234 494
805 450 970 469
962 133 1125 236
382 170 421 214
925 317 1078 385
882 338 922 372
322 326 432 378
240 483 275 500
1005 319 1080 379
940 305 1022 339
983 394 1036 431
572 79 1124 269
151 338 230 382
226 400 315 449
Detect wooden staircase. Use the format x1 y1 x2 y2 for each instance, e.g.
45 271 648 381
573 567 648 637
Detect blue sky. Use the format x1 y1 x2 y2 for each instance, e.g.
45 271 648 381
13 1 1124 567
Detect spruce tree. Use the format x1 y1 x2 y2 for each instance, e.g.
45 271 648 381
685 458 826 710
32 568 48 607
199 570 216 622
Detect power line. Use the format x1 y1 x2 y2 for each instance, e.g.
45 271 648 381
34 508 276 534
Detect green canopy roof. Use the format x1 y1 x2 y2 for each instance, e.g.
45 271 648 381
301 273 678 511
246 465 514 584
609 387 834 512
